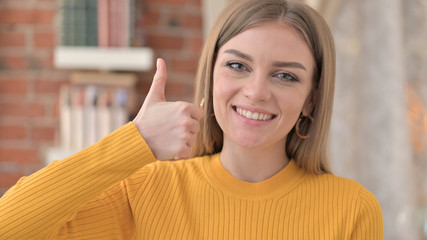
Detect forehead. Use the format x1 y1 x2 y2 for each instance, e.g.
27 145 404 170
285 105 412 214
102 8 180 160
217 22 314 71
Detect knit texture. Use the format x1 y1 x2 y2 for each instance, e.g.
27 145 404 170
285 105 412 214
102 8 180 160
0 122 383 239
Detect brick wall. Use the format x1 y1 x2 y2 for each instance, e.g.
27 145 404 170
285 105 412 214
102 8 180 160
0 0 203 196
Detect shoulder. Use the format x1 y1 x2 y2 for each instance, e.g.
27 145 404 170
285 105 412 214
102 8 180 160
337 178 384 238
322 174 381 205
300 173 382 213
302 173 383 231
301 172 365 196
351 184 383 233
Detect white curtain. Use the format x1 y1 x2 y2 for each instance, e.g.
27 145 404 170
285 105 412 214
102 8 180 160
330 0 426 239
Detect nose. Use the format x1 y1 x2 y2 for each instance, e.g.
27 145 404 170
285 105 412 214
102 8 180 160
242 73 271 102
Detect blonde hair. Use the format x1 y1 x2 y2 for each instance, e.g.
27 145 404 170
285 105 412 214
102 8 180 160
192 0 336 174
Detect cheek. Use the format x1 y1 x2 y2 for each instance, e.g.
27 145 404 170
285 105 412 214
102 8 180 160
277 90 309 116
213 71 238 107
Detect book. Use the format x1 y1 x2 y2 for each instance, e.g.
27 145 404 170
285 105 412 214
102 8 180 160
96 88 113 139
128 0 135 46
63 72 135 149
97 0 109 47
112 88 129 130
75 0 87 46
58 0 68 46
59 86 72 149
119 0 129 47
70 86 84 150
86 0 98 46
109 0 119 47
59 0 135 47
68 0 78 45
84 85 98 146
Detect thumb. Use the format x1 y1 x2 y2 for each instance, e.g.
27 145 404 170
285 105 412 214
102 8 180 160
145 58 167 103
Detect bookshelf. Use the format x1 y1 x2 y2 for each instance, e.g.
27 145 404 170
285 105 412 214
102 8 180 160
49 0 154 164
46 71 138 165
55 0 154 71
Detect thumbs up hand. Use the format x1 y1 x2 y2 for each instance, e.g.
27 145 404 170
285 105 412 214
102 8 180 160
133 58 203 161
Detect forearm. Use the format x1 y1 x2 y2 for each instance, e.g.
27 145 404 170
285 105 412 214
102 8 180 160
0 122 156 239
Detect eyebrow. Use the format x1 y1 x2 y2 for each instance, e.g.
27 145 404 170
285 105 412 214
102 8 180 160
273 61 307 71
224 48 307 71
224 49 253 61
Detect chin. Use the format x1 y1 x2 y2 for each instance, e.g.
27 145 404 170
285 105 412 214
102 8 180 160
232 134 268 149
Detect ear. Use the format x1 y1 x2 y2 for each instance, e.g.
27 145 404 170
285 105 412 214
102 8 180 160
302 89 317 116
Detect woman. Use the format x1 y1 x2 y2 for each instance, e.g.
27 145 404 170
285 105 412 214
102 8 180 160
0 0 383 239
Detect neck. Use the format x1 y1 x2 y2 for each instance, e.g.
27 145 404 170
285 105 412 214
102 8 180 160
220 138 289 183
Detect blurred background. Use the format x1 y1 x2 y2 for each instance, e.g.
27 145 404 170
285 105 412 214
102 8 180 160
0 0 425 239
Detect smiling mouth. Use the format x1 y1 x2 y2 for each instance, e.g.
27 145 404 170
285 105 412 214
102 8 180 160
233 106 277 121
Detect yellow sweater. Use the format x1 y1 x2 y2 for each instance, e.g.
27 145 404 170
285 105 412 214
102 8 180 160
0 123 383 239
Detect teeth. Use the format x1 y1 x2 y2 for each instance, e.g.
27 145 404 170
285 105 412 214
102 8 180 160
263 114 268 120
235 107 273 121
252 112 258 120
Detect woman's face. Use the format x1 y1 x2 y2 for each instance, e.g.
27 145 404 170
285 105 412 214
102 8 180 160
212 21 315 152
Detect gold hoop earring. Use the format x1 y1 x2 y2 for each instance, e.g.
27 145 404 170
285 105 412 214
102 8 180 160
199 98 205 109
295 115 314 139
200 97 215 117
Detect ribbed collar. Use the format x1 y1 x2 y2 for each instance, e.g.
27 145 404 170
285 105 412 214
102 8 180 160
203 153 307 199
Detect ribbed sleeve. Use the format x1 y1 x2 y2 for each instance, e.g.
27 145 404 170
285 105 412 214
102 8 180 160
0 122 156 239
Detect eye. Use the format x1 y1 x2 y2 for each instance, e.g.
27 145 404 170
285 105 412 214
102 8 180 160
225 62 248 72
275 72 299 83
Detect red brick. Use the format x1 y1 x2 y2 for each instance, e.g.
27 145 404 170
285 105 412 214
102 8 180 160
135 79 152 97
181 14 203 29
0 125 27 140
192 0 201 6
30 54 54 69
0 148 40 164
33 31 56 48
0 32 26 47
0 188 7 197
52 98 60 118
33 9 55 24
167 13 202 30
171 57 198 74
1 55 28 70
0 103 45 118
34 79 63 94
190 35 203 53
146 34 184 50
141 12 160 27
165 82 186 97
145 0 186 4
0 172 23 188
31 126 55 141
0 9 55 25
45 53 55 68
0 79 28 95
0 9 28 24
